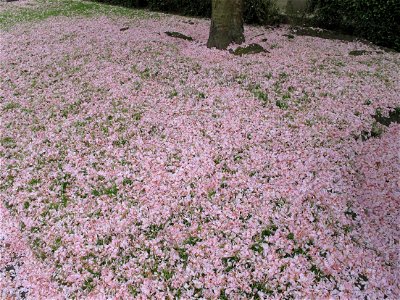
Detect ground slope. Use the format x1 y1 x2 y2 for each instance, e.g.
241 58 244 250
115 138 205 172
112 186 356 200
1 1 399 298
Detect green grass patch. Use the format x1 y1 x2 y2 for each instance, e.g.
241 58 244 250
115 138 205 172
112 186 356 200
222 256 240 272
0 0 157 30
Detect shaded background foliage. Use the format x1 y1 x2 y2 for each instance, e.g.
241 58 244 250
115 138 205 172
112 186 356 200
308 0 400 51
92 0 399 51
94 0 281 25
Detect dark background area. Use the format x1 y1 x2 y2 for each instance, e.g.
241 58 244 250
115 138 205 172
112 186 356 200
92 0 399 51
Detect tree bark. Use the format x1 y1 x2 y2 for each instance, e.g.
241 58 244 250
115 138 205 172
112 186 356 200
207 0 245 50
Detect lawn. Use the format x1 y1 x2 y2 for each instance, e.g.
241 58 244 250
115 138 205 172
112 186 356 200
1 0 399 298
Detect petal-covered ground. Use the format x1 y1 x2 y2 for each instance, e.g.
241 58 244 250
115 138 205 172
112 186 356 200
1 1 399 299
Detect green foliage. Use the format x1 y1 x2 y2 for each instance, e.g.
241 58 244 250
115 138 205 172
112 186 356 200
308 0 400 51
95 0 282 25
0 137 16 148
184 236 201 246
249 84 268 106
91 184 118 197
147 0 211 17
244 0 282 25
176 247 189 263
222 256 240 272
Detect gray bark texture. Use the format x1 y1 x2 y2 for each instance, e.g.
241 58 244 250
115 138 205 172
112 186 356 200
207 0 245 49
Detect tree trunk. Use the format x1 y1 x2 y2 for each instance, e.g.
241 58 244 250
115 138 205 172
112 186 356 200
207 0 245 50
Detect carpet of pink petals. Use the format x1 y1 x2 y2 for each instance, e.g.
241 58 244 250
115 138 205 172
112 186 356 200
0 0 35 13
1 12 399 299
